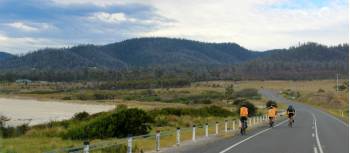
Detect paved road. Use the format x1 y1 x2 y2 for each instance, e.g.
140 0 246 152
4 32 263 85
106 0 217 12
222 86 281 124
179 89 348 153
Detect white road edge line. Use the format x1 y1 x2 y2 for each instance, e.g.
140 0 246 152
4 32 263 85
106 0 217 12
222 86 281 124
314 147 319 153
219 120 288 153
316 109 349 127
312 113 324 153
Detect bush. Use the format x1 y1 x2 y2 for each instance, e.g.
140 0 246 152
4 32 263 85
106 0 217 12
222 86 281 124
168 91 223 104
62 96 72 100
318 89 325 93
93 93 114 100
233 88 261 99
281 89 300 99
65 108 154 139
233 98 247 105
1 124 29 138
265 100 277 108
236 101 257 117
73 111 89 121
150 106 234 117
224 85 234 99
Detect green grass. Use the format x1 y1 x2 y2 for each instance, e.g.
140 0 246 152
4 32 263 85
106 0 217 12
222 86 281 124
2 137 82 153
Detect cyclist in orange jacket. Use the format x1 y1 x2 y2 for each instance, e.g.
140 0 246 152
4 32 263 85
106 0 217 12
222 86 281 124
239 103 249 135
267 106 277 127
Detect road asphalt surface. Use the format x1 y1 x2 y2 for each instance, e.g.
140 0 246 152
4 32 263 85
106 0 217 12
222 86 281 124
177 89 348 153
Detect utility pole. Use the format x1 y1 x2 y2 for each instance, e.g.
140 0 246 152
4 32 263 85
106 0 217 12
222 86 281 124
336 73 339 92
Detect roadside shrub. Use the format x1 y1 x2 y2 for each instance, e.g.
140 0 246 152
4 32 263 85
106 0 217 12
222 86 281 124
1 124 29 138
338 85 347 91
281 89 300 99
233 88 261 99
224 85 234 100
25 90 64 94
93 93 114 100
73 111 89 121
154 116 170 127
150 106 233 117
62 96 72 100
235 101 257 117
317 89 325 93
65 108 154 139
266 100 278 108
166 91 223 104
233 98 247 105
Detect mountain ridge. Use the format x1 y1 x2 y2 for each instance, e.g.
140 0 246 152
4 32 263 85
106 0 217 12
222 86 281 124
0 37 348 80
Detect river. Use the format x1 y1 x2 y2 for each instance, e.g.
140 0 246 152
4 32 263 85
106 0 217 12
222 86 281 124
0 98 114 126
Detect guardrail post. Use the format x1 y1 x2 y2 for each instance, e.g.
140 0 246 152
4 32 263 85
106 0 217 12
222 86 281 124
205 123 208 137
224 120 228 133
83 140 89 153
156 130 160 151
192 125 196 141
176 127 180 146
259 116 262 123
341 111 344 117
215 122 219 135
253 117 256 126
127 134 132 153
249 118 252 127
232 120 235 131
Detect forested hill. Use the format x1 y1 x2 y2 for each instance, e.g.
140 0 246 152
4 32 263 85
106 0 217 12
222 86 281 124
0 38 260 70
236 43 349 80
0 52 14 61
0 38 348 81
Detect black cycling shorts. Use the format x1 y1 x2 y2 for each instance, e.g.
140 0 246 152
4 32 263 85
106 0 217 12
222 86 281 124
240 116 247 122
288 113 294 118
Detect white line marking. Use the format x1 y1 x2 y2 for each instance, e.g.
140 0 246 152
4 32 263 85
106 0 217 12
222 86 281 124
314 147 319 153
312 113 324 153
312 133 315 137
314 108 348 127
219 120 288 153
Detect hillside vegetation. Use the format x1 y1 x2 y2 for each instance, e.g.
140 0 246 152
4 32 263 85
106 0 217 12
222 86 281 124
0 38 348 81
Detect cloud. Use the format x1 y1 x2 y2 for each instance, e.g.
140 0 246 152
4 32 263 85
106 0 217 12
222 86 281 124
0 0 347 53
6 22 57 33
0 34 72 54
50 0 128 7
138 0 348 50
7 22 38 32
89 12 128 23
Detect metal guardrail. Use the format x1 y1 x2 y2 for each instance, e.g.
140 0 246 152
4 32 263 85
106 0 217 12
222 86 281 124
44 113 286 153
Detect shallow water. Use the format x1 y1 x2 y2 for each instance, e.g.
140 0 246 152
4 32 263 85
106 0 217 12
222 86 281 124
0 98 114 126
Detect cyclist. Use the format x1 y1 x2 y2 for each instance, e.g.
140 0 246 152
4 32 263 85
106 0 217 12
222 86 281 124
239 103 249 135
267 105 277 127
287 105 295 127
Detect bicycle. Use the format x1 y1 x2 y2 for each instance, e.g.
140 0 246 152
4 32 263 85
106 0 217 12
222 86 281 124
240 119 247 135
288 113 294 128
268 117 274 128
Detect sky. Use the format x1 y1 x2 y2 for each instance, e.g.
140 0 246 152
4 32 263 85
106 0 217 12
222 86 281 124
0 0 348 54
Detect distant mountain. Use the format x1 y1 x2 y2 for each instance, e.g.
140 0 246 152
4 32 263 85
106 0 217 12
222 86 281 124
0 38 348 80
0 38 260 70
236 43 349 80
0 52 14 61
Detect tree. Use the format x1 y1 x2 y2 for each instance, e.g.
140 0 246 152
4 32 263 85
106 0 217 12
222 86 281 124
266 100 277 108
224 85 234 100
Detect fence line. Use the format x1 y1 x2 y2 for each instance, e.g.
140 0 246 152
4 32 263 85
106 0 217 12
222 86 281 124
45 113 286 153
